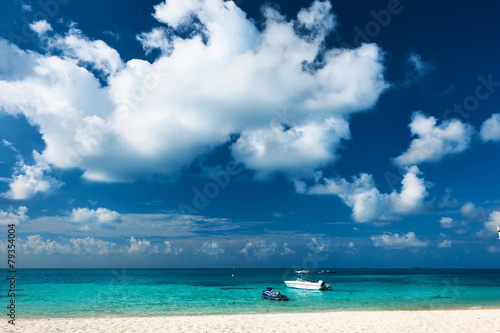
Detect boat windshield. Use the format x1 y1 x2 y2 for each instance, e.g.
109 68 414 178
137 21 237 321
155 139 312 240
293 270 316 282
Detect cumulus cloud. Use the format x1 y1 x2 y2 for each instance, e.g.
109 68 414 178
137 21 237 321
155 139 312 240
239 240 293 258
70 207 121 224
391 166 428 213
153 0 206 28
296 166 428 223
164 240 173 253
438 216 469 234
0 40 39 80
480 113 500 142
307 237 330 253
12 234 173 255
2 152 63 200
0 206 28 225
371 232 428 249
0 0 387 188
439 217 454 229
199 241 225 256
137 27 173 55
460 202 483 219
29 20 53 35
296 0 336 36
69 237 118 255
164 240 183 255
49 26 124 75
127 237 160 254
394 112 474 166
21 235 72 255
281 242 295 255
477 211 500 238
232 118 350 178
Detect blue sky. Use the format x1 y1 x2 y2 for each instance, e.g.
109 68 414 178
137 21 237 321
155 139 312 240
0 0 500 268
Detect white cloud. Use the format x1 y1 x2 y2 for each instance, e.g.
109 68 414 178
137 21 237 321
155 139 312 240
164 240 182 254
70 237 118 255
70 207 121 225
390 166 428 213
480 113 500 142
164 240 172 253
21 235 72 255
0 0 387 187
127 237 159 254
232 118 350 178
477 211 500 238
240 240 282 258
50 26 124 75
137 27 173 55
29 20 53 35
153 0 205 28
438 239 452 248
0 40 38 80
460 202 482 219
307 237 330 253
21 2 32 12
297 166 428 223
2 152 63 200
14 233 178 256
297 0 336 36
439 217 454 229
0 206 28 225
17 235 119 255
371 232 428 249
199 241 225 256
394 112 474 166
281 242 295 255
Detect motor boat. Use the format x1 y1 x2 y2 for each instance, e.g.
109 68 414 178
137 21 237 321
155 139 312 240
262 288 289 301
284 270 332 291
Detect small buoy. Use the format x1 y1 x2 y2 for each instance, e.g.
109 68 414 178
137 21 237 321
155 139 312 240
232 274 234 277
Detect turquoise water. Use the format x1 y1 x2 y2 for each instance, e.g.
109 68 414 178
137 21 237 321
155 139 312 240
3 269 500 318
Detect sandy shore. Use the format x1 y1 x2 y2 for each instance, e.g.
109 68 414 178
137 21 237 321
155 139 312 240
2 309 499 333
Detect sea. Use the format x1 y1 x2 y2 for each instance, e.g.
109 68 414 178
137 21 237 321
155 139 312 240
3 268 500 318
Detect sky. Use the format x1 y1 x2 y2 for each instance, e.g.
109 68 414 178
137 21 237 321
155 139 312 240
0 0 500 268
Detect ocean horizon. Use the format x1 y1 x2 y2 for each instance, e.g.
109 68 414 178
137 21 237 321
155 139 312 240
4 268 500 319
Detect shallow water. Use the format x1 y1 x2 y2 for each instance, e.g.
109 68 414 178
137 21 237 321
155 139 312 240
4 268 500 318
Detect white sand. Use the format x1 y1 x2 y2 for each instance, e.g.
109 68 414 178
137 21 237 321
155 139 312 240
2 309 499 333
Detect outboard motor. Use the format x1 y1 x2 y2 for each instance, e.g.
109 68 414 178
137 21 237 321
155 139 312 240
321 281 332 291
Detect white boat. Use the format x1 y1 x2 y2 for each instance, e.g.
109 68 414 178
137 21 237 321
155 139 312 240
284 270 332 290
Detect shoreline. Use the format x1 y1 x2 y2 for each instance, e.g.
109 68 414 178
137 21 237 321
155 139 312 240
3 308 499 332
12 304 500 320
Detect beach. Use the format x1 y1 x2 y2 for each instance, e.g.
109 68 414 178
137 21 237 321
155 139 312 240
2 309 499 333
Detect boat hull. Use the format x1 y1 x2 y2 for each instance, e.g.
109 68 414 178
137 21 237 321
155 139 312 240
284 280 323 290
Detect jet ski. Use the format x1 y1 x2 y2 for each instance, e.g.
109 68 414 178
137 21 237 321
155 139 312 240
262 288 289 301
